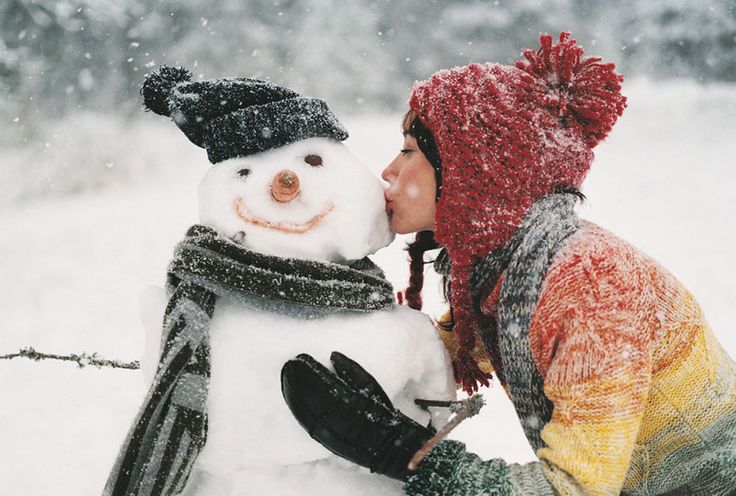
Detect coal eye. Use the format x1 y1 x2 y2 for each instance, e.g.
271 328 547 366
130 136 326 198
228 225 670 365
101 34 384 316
237 168 251 178
304 154 323 167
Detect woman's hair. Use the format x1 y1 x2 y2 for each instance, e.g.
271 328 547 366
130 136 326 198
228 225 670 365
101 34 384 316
399 110 446 312
402 229 455 333
402 110 442 200
403 230 439 311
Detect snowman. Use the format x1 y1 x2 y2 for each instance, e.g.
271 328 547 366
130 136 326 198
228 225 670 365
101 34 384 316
104 67 455 496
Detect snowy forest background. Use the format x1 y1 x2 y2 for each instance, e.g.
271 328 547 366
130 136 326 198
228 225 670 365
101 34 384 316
2 1 736 495
2 0 736 201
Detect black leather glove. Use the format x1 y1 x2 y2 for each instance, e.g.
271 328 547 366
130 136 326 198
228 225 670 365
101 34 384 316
281 351 434 481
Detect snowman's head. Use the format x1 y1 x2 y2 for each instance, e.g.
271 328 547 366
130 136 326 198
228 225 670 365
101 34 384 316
198 137 395 262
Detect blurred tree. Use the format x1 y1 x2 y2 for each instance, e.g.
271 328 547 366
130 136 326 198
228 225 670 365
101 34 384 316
1 0 145 140
286 0 386 115
617 0 736 82
1 0 735 139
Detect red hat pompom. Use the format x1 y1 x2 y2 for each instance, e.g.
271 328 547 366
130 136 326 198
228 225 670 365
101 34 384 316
516 32 627 147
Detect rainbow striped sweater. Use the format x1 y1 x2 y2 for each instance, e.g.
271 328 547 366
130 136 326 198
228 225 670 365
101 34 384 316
406 222 736 495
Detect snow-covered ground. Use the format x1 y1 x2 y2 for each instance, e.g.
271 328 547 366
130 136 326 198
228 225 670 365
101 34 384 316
1 79 735 495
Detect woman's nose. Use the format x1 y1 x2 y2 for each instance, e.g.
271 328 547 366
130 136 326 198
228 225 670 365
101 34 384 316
381 161 397 183
271 169 300 202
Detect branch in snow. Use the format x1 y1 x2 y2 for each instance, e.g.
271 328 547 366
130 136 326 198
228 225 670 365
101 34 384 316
0 346 140 370
408 394 485 471
415 398 465 409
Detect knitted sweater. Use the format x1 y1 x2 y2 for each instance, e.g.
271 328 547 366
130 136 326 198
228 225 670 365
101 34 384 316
406 222 736 496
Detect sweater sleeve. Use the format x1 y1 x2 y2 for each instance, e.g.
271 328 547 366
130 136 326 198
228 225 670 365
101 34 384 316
404 318 653 496
404 440 555 496
406 232 656 496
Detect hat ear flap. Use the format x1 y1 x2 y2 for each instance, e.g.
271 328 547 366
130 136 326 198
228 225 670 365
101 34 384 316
141 66 193 116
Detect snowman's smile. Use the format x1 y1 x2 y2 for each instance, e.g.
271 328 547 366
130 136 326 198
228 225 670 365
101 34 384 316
233 197 334 234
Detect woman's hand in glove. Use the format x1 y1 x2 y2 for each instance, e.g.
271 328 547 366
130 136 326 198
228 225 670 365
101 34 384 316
280 351 434 481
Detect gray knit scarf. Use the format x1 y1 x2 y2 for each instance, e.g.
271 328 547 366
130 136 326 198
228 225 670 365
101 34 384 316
435 193 582 450
104 224 394 496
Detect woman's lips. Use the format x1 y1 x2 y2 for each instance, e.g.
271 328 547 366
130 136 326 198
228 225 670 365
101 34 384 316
384 192 394 216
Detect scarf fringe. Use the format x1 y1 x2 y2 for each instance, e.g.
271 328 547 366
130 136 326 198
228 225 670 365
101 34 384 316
453 352 492 395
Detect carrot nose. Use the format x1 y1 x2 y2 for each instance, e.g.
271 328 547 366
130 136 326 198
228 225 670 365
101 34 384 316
271 169 300 203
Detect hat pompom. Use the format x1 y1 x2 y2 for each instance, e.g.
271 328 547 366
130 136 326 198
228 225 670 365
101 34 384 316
516 32 626 147
141 66 193 116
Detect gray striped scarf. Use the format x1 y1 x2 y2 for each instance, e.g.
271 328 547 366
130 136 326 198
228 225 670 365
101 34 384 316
104 224 394 496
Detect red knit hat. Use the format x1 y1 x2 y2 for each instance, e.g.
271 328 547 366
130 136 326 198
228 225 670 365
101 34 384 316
409 32 626 394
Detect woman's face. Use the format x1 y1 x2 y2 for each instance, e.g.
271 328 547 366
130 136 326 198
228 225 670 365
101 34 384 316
381 133 437 234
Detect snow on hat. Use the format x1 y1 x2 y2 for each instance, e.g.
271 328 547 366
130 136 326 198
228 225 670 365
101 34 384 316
409 32 627 394
141 66 348 163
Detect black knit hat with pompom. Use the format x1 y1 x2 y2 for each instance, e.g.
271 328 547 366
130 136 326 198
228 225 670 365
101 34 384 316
141 66 348 163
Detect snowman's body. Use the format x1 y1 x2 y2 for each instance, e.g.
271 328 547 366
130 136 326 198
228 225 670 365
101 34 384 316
139 137 456 495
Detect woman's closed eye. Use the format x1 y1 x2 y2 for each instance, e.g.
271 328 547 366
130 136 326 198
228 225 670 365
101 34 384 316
400 148 413 154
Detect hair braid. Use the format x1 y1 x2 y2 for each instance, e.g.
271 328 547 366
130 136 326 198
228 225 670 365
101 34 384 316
402 230 439 310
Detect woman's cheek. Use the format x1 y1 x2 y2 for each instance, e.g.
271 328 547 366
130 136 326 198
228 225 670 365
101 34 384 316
405 183 420 199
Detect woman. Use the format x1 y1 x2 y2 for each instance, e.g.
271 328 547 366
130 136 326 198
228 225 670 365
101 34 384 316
281 33 736 495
